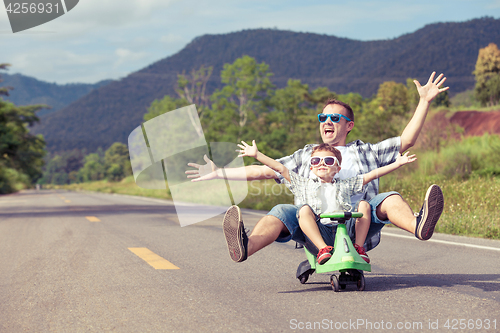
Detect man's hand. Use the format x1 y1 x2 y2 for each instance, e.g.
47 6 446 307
186 154 219 181
237 140 258 158
396 151 417 167
414 72 449 103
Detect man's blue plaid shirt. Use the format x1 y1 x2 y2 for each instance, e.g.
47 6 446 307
274 137 401 250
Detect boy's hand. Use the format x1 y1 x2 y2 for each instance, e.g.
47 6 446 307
397 151 417 166
237 140 258 158
414 72 449 103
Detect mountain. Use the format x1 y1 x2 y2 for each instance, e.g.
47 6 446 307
1 73 112 116
30 17 500 153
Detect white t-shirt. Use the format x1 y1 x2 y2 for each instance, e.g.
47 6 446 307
334 146 364 206
318 183 342 224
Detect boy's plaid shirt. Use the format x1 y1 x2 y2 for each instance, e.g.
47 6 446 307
284 172 365 214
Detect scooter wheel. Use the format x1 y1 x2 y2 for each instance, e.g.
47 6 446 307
357 273 365 291
330 275 340 292
299 273 309 284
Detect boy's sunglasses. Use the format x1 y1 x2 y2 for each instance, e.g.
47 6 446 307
317 113 352 123
310 156 339 166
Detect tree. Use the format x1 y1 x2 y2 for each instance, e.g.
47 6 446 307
376 81 409 114
143 95 189 122
144 67 212 141
356 81 410 143
336 92 364 142
103 142 132 181
38 149 86 184
208 56 274 143
473 43 500 106
0 65 46 193
0 63 12 97
176 65 213 120
406 78 420 111
78 151 105 182
432 90 450 108
262 79 316 157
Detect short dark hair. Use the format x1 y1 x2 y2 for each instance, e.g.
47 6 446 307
312 143 342 165
322 99 354 123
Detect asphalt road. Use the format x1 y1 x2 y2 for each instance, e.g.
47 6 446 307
0 189 499 332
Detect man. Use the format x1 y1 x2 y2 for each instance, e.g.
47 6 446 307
187 72 448 263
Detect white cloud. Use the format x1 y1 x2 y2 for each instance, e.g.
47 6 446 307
6 47 114 82
2 0 499 83
488 0 500 8
59 0 178 28
114 48 148 69
160 33 184 44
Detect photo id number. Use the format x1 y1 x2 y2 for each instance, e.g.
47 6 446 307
6 2 60 14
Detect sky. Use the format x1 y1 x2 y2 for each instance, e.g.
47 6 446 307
1 0 499 85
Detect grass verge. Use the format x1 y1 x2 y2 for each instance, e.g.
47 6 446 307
47 174 500 240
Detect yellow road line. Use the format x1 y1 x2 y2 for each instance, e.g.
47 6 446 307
65 200 71 203
128 247 179 270
85 216 101 222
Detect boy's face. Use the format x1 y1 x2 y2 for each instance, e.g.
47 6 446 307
310 150 341 182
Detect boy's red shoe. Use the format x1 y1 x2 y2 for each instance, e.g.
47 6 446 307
317 246 334 265
354 244 370 263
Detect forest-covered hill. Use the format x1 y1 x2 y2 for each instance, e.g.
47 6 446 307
2 73 112 116
30 17 500 153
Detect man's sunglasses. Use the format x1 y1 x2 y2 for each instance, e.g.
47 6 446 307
317 113 352 123
310 156 339 166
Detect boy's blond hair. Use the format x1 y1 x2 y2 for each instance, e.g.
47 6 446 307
312 144 342 165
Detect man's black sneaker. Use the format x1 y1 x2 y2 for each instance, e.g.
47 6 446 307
415 184 444 240
223 205 248 262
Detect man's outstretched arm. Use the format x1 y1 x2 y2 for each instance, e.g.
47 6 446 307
400 72 449 153
186 154 277 182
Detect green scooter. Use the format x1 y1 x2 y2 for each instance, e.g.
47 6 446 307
296 211 371 292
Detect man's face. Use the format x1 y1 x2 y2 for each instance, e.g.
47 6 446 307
319 104 354 146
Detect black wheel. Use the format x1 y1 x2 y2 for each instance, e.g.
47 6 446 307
296 260 313 284
338 272 348 289
299 273 309 284
330 275 340 292
357 273 365 291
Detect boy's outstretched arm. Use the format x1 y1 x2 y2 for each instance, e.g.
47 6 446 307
363 151 417 185
238 140 291 182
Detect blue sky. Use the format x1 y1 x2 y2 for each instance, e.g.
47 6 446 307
1 0 499 84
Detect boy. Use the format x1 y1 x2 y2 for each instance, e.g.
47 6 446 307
237 140 416 264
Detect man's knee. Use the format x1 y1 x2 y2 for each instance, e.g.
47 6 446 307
375 193 405 221
261 214 283 225
256 214 288 234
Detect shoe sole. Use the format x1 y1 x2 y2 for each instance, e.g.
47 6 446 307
416 185 444 240
359 255 370 263
223 205 245 262
317 254 331 265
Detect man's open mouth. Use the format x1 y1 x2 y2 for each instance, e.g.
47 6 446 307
324 128 334 136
